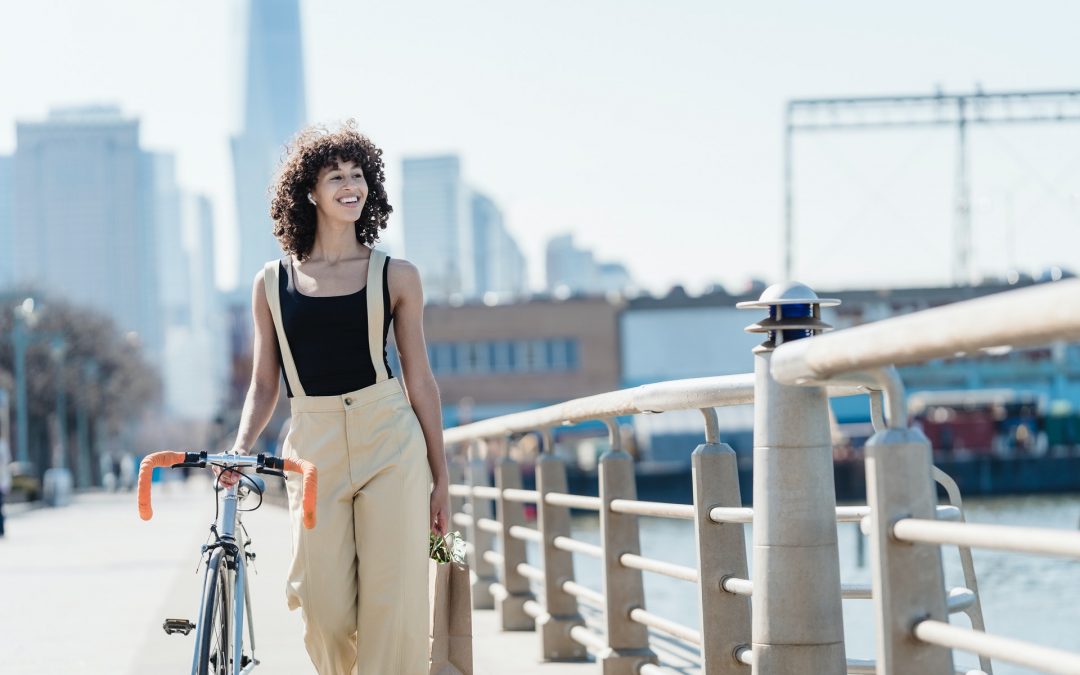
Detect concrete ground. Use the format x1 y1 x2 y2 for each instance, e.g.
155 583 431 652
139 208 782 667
0 476 617 674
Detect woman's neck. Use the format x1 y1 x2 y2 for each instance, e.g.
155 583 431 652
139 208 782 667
308 218 367 264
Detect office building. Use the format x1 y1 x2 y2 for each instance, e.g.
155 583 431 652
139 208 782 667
0 155 13 287
14 106 162 359
232 0 307 286
402 155 474 302
471 191 527 301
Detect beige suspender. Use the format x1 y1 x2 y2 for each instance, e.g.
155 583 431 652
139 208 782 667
263 249 390 398
366 248 390 383
263 259 307 397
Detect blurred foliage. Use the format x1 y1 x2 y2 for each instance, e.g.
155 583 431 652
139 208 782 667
0 291 161 434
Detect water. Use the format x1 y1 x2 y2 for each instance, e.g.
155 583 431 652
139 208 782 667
522 494 1080 674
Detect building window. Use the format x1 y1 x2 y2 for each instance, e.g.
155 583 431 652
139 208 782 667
564 338 579 370
488 341 507 372
454 343 472 374
430 343 457 374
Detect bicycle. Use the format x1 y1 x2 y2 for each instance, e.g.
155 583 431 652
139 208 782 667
137 450 318 675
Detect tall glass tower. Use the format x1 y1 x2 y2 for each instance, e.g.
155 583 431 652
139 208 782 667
232 0 307 287
402 155 475 302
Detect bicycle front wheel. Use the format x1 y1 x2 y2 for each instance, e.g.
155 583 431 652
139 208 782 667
195 548 231 675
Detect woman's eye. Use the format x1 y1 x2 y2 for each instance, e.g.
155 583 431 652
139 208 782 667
329 176 341 181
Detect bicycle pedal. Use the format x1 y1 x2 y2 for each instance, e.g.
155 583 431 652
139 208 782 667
163 618 196 635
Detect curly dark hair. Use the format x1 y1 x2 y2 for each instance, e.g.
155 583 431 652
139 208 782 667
269 120 393 260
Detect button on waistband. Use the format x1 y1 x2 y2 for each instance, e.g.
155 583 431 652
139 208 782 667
344 397 353 406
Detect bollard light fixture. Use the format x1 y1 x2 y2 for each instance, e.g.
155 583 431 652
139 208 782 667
737 281 839 352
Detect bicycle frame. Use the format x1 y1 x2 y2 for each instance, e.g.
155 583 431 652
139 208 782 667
190 454 262 675
137 449 317 675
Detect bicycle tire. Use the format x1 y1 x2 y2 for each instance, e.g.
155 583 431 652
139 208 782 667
195 548 231 675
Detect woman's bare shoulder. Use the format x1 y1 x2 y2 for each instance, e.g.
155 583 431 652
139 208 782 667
386 256 423 310
387 257 421 286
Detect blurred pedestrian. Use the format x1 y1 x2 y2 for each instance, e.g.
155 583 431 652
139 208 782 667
0 429 11 537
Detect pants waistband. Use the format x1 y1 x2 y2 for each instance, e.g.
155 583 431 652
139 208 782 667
289 377 404 413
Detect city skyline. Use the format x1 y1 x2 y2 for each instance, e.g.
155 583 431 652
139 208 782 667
1 1 1079 296
232 0 308 290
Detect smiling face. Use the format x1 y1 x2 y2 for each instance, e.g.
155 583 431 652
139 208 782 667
310 158 368 223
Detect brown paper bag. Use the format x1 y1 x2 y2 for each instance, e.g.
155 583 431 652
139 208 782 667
429 559 473 675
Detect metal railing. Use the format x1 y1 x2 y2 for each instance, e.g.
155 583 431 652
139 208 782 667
441 278 1080 675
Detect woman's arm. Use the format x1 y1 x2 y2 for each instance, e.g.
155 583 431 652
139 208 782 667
390 259 450 533
219 270 282 487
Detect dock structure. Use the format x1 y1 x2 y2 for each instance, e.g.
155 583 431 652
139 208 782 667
442 278 1080 675
7 279 1080 675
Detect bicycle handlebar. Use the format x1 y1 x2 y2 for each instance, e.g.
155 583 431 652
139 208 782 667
137 451 318 529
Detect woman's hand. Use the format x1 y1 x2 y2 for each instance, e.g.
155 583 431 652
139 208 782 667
212 448 247 488
429 480 451 537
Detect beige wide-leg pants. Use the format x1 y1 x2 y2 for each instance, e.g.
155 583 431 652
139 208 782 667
282 379 431 675
264 249 431 675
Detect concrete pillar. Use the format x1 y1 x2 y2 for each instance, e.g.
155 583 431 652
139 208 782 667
535 452 587 661
739 283 846 674
692 442 751 674
598 446 657 674
468 452 497 610
865 428 954 674
495 456 536 630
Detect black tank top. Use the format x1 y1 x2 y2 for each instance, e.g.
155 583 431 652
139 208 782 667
277 258 393 398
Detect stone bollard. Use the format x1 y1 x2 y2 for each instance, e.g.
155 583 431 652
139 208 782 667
739 282 846 674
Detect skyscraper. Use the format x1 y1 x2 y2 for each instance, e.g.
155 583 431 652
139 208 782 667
472 191 527 300
232 0 307 286
14 106 162 359
0 155 13 287
162 193 228 419
545 233 595 296
545 232 635 297
402 155 475 302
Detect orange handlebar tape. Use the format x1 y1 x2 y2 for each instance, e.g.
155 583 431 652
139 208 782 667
283 458 318 529
137 451 187 521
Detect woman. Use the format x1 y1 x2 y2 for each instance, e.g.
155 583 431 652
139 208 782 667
221 121 450 675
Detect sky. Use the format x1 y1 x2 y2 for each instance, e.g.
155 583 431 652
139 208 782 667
2 1 1079 295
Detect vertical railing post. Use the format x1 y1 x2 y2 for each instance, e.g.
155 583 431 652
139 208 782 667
738 284 846 674
865 427 954 674
598 418 657 674
468 441 497 610
535 430 587 661
448 456 467 519
692 417 751 674
495 454 536 630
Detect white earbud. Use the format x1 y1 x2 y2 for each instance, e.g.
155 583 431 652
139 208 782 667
307 193 316 206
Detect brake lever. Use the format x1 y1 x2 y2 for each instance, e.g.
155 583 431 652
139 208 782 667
255 467 287 479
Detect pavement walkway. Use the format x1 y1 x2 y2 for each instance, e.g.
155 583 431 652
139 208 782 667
0 476 614 674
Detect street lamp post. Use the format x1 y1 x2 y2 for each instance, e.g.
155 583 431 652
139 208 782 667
51 336 68 471
12 298 36 464
75 359 100 488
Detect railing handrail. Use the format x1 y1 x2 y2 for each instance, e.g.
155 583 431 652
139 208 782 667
892 517 1080 558
443 373 754 443
770 277 1080 385
442 373 870 443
